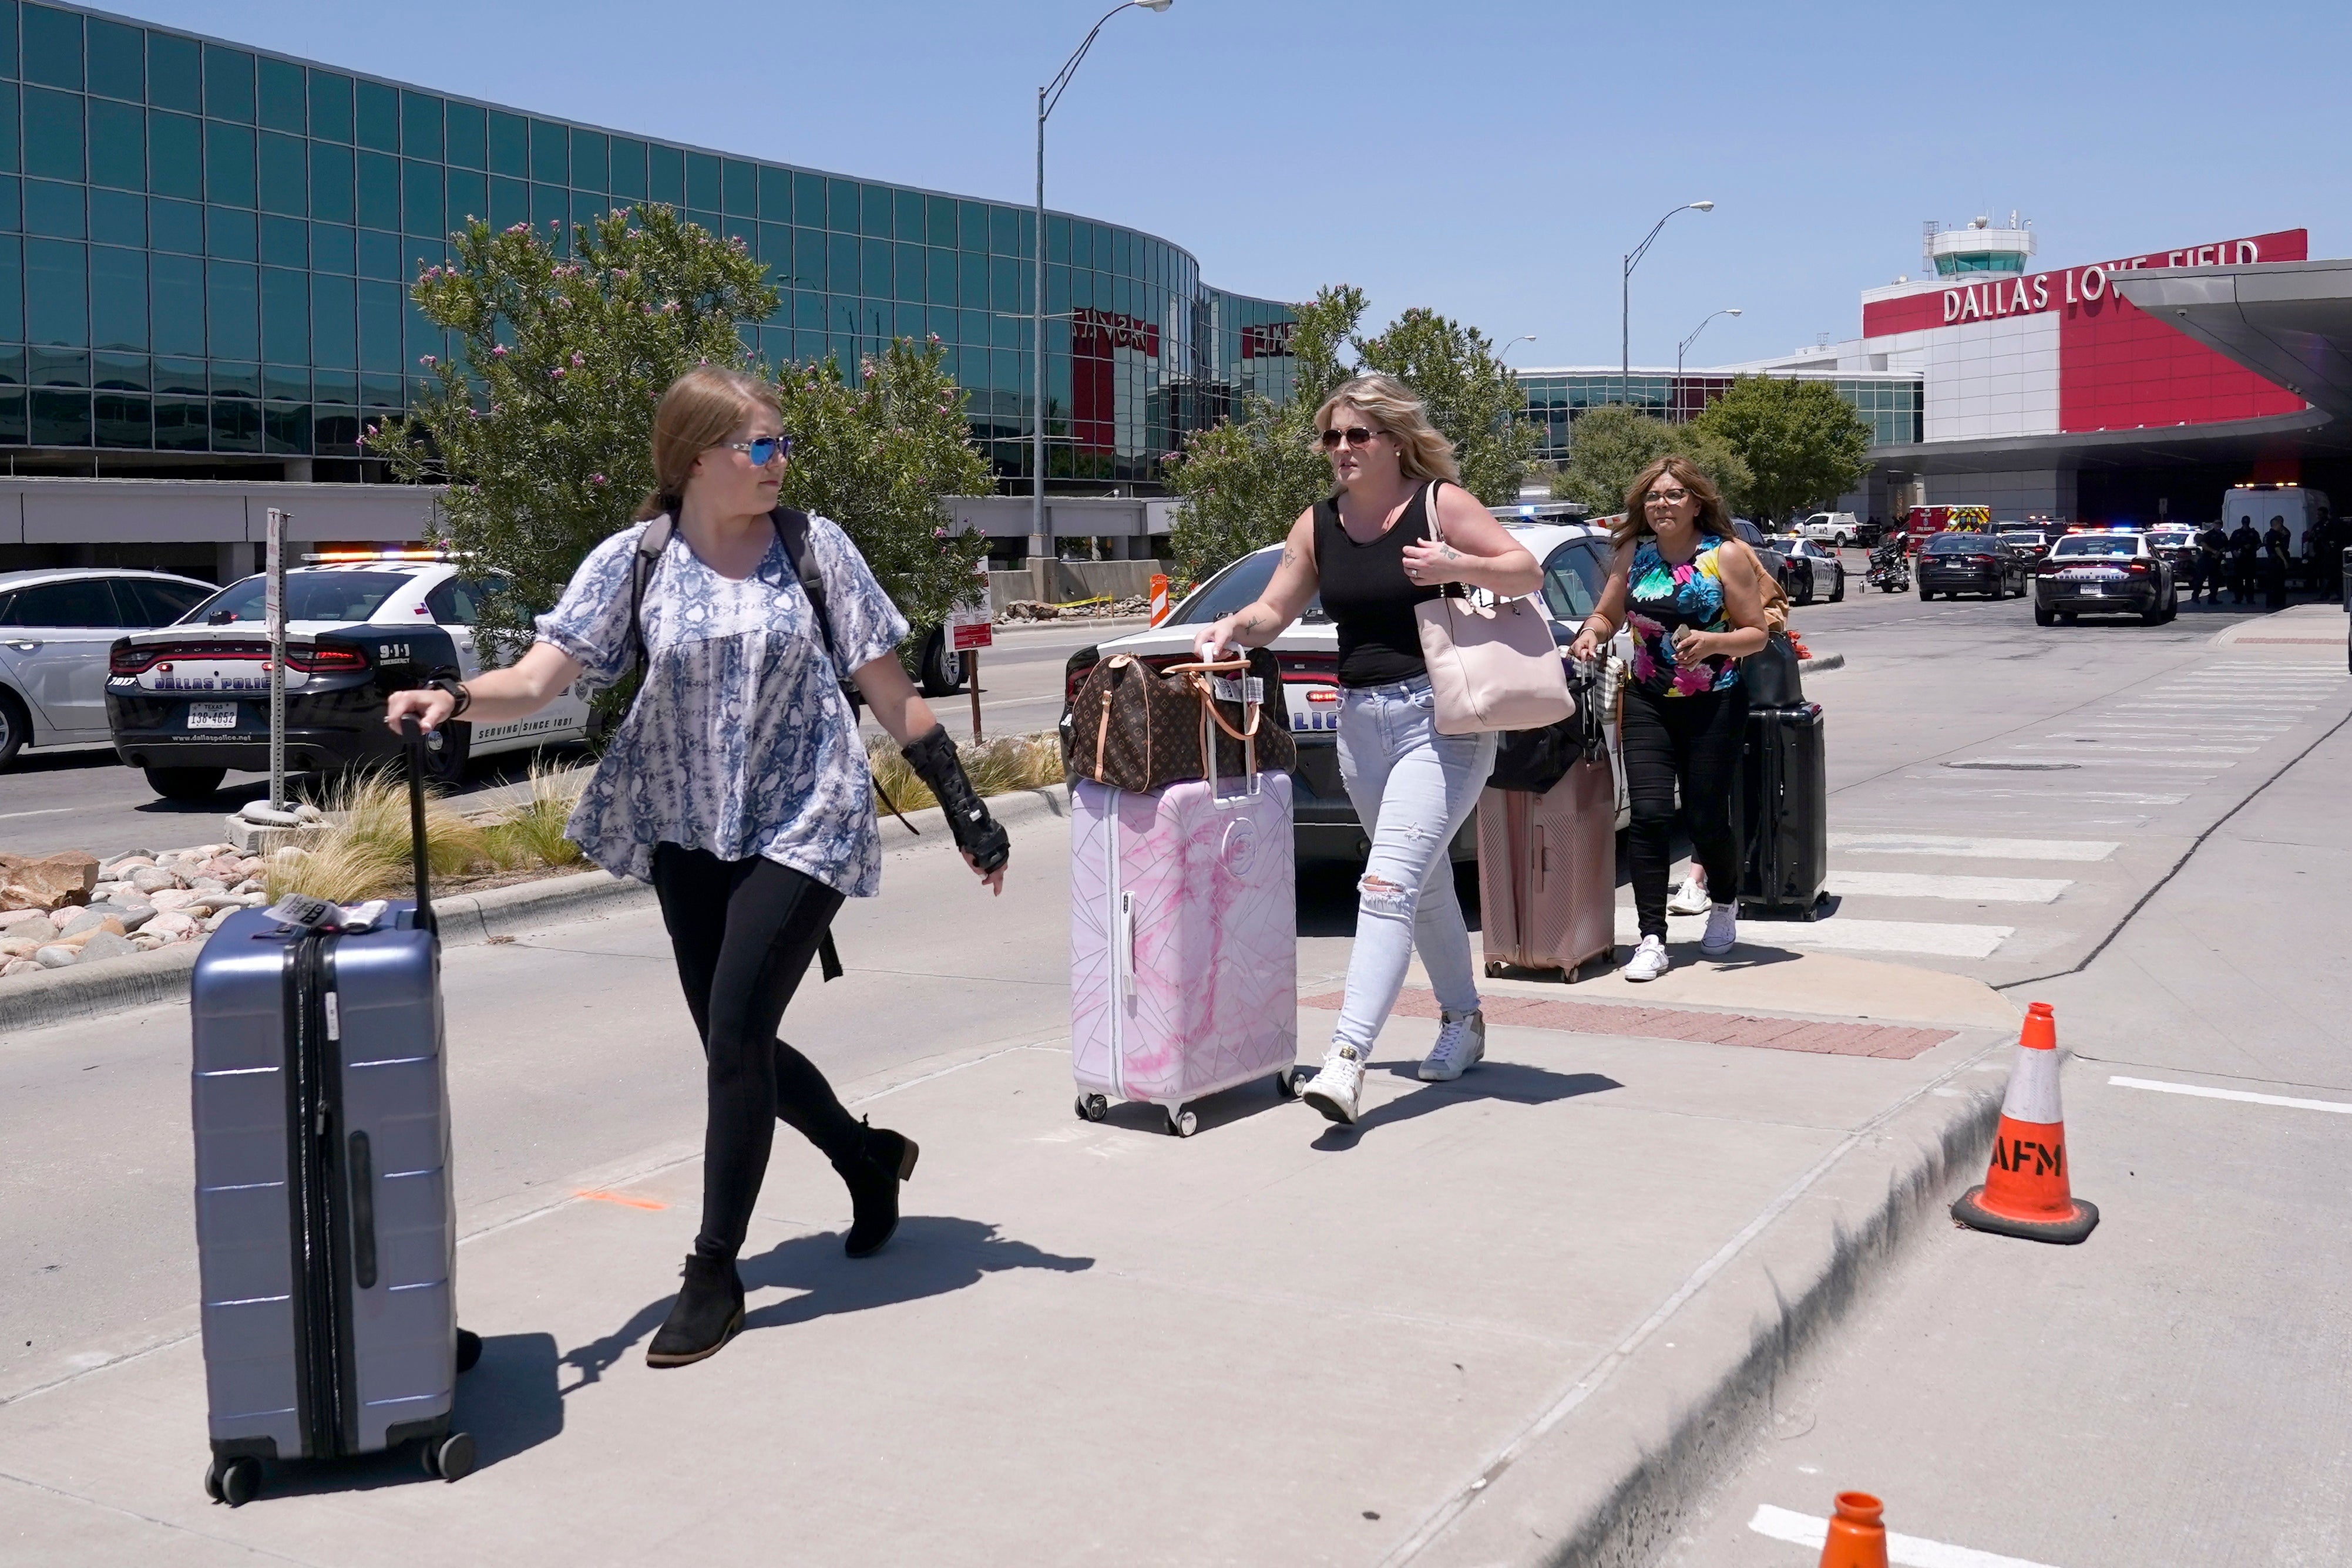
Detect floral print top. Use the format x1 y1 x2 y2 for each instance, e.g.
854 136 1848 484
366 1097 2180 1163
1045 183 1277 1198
1625 533 1741 698
533 514 909 896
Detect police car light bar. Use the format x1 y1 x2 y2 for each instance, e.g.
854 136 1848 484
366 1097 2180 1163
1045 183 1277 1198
300 549 458 563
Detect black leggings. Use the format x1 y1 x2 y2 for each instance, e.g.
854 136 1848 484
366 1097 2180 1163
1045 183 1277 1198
650 844 860 1263
1621 684 1749 939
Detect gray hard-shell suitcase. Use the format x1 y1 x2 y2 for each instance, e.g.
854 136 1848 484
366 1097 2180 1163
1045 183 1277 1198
1736 701 1829 919
190 719 479 1506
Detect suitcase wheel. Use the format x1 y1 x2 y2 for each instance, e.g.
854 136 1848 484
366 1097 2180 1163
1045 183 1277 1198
1272 1069 1301 1101
1164 1107 1198 1139
206 1455 260 1508
1074 1093 1108 1123
421 1431 477 1483
456 1328 483 1375
1484 960 1506 978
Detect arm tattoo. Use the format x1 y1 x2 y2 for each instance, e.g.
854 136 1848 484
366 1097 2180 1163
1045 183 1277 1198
1234 611 1262 636
1440 544 1459 561
1279 541 1301 570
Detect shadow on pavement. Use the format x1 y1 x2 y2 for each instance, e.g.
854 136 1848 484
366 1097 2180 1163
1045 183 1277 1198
1312 1061 1621 1149
562 1219 1094 1381
239 1331 563 1500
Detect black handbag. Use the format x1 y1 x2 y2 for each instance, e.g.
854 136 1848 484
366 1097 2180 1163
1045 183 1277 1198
1742 630 1806 709
1487 657 1609 794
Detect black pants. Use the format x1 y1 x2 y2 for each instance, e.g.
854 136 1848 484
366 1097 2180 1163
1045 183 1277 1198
650 844 859 1264
1622 684 1749 939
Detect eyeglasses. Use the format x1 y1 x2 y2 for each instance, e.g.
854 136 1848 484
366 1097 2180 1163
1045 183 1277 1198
718 435 794 465
1643 487 1692 505
1319 425 1384 451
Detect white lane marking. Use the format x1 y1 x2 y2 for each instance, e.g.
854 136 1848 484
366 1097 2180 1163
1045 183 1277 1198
1747 1503 2064 1567
1623 911 2014 959
1896 790 2185 805
0 807 76 822
1830 834 2116 861
1988 757 2233 769
2109 1076 2352 1115
1827 871 2070 903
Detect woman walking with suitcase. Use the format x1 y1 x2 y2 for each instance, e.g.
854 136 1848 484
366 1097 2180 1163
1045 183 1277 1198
1566 457 1769 981
386 366 1010 1368
1190 374 1541 1125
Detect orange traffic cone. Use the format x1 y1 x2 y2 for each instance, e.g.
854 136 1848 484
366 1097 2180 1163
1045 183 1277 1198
1951 1001 2099 1243
1817 1492 1889 1567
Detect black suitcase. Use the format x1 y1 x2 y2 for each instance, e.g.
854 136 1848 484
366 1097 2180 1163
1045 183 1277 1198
190 719 479 1507
1736 701 1827 918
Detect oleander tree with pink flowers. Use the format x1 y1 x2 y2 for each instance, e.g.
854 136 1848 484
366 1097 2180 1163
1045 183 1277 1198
368 205 775 657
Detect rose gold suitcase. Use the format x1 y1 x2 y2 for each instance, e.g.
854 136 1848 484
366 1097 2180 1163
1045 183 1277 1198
1476 759 1615 981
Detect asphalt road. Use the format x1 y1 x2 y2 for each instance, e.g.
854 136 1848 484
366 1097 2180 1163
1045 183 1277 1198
0 619 1116 862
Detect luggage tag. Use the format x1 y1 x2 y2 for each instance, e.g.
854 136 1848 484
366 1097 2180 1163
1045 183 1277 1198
263 894 340 935
1209 675 1264 706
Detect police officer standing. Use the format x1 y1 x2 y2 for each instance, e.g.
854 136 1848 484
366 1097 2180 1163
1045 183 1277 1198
2263 515 2293 609
2229 516 2262 604
2192 519 2229 604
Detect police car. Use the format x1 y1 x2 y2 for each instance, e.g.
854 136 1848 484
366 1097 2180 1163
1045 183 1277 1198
1059 523 1630 866
2031 528 2180 627
106 552 592 801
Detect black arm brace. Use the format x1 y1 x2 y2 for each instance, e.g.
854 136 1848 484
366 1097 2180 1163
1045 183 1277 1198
901 725 1010 873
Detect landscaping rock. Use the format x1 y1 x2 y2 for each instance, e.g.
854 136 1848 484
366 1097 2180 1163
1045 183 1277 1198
33 945 78 968
0 937 42 960
147 911 201 941
129 867 179 895
55 907 116 938
202 907 238 933
75 930 137 963
0 907 51 934
1 958 38 979
95 901 156 933
0 850 101 910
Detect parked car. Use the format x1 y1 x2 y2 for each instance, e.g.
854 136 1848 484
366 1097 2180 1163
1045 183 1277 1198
1730 519 1799 603
1918 531 2031 600
0 568 217 768
1797 511 1863 547
2143 524 2202 576
106 554 594 800
1995 529 2054 561
1776 538 1848 604
2032 530 2178 625
1057 524 1631 867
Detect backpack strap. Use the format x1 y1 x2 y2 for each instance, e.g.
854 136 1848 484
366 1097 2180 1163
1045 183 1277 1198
628 513 676 691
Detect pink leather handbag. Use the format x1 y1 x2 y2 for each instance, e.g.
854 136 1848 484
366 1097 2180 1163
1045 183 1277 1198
1413 480 1575 735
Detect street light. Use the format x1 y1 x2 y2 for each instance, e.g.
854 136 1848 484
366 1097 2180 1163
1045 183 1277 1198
1033 0 1173 573
1675 308 1741 378
1621 200 1714 397
1498 334 1538 365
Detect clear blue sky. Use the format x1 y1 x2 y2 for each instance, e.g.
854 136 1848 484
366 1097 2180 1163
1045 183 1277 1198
116 0 2352 371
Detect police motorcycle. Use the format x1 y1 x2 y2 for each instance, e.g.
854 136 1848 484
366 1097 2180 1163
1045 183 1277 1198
1865 539 1911 593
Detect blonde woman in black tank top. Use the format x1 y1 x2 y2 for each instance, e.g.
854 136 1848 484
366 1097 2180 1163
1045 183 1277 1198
1192 374 1540 1126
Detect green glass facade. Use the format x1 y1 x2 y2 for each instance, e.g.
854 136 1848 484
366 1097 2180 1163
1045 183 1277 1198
1517 371 1923 462
0 1 1295 486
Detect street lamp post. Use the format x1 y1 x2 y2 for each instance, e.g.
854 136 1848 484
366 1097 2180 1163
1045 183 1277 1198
1033 1 1172 579
1621 200 1714 399
1498 334 1538 365
1675 308 1742 379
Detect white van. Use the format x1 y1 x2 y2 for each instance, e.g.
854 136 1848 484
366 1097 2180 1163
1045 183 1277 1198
2222 485 2332 556
1798 512 1862 546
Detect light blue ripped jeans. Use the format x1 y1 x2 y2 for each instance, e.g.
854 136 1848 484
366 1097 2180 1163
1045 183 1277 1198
1328 675 1499 1062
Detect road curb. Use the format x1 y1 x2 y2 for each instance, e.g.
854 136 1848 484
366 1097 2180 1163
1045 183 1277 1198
1409 1037 2011 1568
1799 651 1845 674
0 786 1070 1037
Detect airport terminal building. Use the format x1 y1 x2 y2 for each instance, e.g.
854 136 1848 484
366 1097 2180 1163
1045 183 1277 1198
1524 217 2351 529
0 1 1296 581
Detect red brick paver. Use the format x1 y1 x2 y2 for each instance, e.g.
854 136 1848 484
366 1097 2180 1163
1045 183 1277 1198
1299 987 1955 1060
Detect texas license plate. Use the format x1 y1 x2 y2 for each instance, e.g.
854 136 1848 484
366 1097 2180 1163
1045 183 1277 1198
186 702 240 729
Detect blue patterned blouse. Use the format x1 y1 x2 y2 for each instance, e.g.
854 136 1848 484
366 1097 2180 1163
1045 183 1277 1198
534 514 909 896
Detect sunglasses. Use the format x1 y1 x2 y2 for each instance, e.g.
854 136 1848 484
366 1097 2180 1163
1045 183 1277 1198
1644 487 1692 505
719 435 794 465
1319 425 1385 451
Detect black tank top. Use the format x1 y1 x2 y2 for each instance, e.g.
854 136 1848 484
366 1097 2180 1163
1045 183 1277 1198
1315 483 1442 687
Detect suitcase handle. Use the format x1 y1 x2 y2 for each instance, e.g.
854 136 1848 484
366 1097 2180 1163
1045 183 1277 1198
346 1130 378 1290
398 715 438 937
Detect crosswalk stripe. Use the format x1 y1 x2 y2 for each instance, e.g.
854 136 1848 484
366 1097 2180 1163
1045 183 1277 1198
1985 756 2233 768
2032 739 2258 752
1619 910 2014 959
1897 789 2185 805
1827 870 2071 903
1830 833 2116 861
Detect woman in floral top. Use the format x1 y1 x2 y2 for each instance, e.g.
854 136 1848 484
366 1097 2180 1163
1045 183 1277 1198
1567 456 1768 981
387 367 1009 1368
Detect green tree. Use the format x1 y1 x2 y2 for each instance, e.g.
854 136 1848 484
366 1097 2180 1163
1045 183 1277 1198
771 338 992 633
1689 375 1872 524
1551 405 1753 519
369 206 775 654
1355 308 1540 506
1165 285 1365 583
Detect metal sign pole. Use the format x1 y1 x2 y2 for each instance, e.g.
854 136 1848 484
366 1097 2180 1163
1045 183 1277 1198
967 650 983 746
265 507 287 810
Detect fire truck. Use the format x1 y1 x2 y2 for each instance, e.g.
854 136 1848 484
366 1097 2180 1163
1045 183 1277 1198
1900 504 1993 552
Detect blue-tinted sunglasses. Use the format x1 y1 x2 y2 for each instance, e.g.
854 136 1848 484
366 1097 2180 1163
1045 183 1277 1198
718 435 794 465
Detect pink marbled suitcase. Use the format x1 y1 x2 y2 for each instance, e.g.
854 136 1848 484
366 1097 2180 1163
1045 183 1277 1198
1070 771 1299 1136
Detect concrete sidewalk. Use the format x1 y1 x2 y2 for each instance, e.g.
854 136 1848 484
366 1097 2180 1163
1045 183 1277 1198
0 936 2021 1567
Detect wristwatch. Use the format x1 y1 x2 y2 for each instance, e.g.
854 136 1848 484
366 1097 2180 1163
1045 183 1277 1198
427 676 472 717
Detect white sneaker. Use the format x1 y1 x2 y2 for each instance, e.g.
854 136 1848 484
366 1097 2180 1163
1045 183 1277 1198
1701 901 1739 956
1301 1047 1366 1125
1666 871 1711 916
1418 1010 1486 1081
1622 935 1671 982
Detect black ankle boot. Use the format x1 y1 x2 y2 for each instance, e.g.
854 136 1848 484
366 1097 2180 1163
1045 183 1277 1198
645 1252 744 1368
833 1118 920 1259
